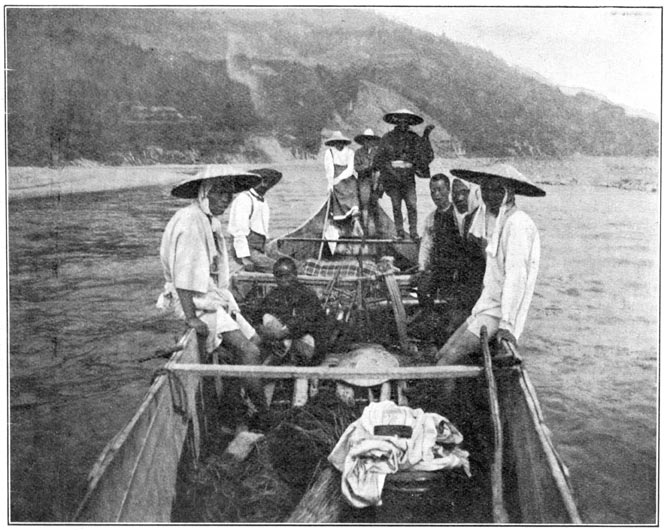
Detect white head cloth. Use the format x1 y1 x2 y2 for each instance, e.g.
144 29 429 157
197 179 214 216
451 178 482 237
486 190 512 258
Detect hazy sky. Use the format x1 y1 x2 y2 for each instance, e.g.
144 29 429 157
375 6 661 119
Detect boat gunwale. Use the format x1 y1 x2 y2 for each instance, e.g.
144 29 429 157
515 366 582 523
73 330 196 521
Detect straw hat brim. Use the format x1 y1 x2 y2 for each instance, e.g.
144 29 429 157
383 111 424 126
336 343 399 387
354 133 381 144
324 138 352 146
249 168 283 190
171 171 262 199
450 167 546 197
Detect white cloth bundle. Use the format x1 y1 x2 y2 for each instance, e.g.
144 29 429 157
328 401 470 508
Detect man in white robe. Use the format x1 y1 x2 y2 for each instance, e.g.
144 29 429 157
157 165 270 419
436 164 544 365
228 168 283 272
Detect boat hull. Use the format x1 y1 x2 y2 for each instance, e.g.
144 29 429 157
75 194 579 523
75 329 580 523
267 198 418 267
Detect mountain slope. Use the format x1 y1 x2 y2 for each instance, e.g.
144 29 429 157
6 7 659 166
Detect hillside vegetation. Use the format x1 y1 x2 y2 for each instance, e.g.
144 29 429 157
6 8 659 167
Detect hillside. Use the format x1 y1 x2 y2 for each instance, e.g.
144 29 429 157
6 7 659 166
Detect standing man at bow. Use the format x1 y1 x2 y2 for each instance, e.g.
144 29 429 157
373 109 435 241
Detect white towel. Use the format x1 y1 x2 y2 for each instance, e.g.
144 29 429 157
328 401 470 508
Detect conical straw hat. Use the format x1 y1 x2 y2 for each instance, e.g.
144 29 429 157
383 108 424 126
450 163 546 197
171 165 262 198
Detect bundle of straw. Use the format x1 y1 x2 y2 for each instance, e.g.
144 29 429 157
178 388 358 522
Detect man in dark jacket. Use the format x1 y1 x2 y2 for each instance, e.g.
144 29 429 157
251 257 326 366
373 109 434 240
413 173 486 342
353 128 382 234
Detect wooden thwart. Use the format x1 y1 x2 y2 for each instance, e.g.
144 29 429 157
168 363 484 380
282 236 417 245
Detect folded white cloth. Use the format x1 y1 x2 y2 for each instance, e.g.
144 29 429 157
156 281 254 352
328 401 470 508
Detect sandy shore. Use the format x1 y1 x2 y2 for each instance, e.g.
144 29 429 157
8 155 658 200
7 164 204 200
6 158 475 200
7 160 324 200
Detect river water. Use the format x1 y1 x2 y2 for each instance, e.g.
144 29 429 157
8 160 658 523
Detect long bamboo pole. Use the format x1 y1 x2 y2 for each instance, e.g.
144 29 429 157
317 194 333 261
480 326 509 523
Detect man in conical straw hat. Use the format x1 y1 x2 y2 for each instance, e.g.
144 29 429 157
228 167 283 273
435 163 545 367
157 165 270 420
372 109 435 241
354 128 382 233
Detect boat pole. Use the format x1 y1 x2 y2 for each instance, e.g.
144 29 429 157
480 326 509 523
317 194 333 261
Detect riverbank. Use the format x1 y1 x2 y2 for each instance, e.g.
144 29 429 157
8 155 658 200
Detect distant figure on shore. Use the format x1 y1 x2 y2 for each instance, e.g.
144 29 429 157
251 257 326 367
156 165 269 417
413 173 486 342
353 128 382 234
228 167 283 273
436 163 544 365
373 109 435 241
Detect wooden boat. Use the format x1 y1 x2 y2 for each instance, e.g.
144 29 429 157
74 199 582 524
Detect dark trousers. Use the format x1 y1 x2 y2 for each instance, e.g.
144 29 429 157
385 178 418 238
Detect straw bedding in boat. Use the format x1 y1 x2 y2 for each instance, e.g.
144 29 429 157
175 388 358 522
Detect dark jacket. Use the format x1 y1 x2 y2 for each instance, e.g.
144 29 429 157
253 282 327 345
373 128 434 185
425 208 485 310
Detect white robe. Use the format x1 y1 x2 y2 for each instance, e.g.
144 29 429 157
470 206 540 339
157 203 254 352
227 189 271 258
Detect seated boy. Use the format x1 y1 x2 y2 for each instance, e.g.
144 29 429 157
252 257 327 366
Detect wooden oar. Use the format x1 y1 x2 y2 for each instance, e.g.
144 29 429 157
317 193 333 261
480 326 509 523
382 271 409 354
